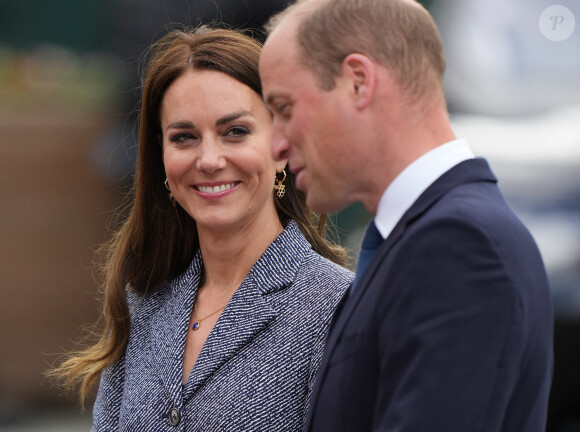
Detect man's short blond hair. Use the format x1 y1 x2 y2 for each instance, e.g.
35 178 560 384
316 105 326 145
266 0 446 99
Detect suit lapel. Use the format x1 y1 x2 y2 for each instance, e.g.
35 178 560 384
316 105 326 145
305 158 497 428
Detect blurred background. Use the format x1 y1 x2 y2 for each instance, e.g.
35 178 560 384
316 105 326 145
0 0 578 431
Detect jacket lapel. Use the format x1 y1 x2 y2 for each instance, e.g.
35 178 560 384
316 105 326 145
182 278 278 398
149 254 203 405
305 158 497 428
181 221 310 400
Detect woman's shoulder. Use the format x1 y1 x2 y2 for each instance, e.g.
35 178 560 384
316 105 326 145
284 221 353 282
300 249 354 288
254 221 352 304
124 282 171 323
274 221 353 284
281 250 352 327
125 251 202 315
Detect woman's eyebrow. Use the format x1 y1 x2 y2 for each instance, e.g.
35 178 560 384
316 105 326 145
165 111 253 131
166 120 194 131
215 111 253 127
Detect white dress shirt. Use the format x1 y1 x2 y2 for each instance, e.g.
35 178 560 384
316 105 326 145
374 139 475 240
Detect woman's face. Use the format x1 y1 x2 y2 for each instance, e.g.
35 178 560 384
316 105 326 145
161 69 281 233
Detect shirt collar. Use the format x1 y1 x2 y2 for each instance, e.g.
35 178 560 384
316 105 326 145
374 139 474 239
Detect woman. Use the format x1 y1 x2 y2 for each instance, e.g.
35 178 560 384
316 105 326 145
54 26 352 431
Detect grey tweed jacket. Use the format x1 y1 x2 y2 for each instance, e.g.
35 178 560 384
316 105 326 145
92 221 353 431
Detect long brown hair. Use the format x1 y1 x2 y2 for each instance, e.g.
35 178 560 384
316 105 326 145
51 25 346 407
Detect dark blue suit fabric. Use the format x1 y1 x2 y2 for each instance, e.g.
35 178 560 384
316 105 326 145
305 158 554 432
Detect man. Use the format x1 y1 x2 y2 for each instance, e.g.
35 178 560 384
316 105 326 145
259 0 554 431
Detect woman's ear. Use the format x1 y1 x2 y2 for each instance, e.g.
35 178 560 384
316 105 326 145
342 53 376 110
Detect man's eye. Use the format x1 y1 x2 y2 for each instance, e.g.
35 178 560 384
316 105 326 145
276 103 289 115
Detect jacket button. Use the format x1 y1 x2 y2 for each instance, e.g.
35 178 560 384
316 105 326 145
169 407 181 426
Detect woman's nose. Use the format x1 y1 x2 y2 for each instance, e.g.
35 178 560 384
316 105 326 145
196 139 226 172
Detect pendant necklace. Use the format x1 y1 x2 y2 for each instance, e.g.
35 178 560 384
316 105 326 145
192 301 228 331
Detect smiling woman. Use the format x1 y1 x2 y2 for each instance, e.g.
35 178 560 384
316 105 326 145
49 25 353 431
161 69 277 234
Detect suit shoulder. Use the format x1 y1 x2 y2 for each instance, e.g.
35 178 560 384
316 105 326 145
394 191 550 311
426 182 540 251
435 181 523 228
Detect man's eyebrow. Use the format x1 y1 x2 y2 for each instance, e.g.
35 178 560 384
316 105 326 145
265 95 277 107
215 111 253 127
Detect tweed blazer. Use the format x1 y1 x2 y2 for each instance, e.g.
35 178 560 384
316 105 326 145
92 221 353 431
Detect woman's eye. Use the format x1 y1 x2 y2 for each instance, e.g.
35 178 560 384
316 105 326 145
226 126 250 138
170 132 196 143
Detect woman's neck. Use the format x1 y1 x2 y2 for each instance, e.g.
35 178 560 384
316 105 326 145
196 215 284 294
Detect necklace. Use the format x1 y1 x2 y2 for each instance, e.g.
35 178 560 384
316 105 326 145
192 301 228 331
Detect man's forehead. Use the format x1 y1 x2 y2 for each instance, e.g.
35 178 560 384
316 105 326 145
261 21 299 74
264 14 299 54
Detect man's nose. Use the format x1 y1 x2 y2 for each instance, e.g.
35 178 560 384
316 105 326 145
270 125 290 162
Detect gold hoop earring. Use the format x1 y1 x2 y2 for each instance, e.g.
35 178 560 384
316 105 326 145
164 178 176 207
274 170 286 198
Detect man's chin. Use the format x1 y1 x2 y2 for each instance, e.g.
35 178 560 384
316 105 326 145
305 190 343 214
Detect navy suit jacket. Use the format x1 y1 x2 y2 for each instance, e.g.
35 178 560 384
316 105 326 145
305 158 554 432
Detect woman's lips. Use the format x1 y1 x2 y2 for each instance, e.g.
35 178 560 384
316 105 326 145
193 181 241 197
195 182 238 194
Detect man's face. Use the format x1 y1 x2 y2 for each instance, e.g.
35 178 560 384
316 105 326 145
260 22 358 213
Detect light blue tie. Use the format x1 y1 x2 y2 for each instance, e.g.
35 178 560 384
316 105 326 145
350 220 383 294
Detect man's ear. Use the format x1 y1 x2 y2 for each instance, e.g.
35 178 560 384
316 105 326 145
342 53 376 110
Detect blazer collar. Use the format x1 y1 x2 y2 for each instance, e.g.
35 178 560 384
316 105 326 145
150 220 312 405
248 220 312 295
393 157 496 230
305 158 497 428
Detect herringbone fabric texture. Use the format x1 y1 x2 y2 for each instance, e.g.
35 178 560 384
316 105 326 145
92 221 353 431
